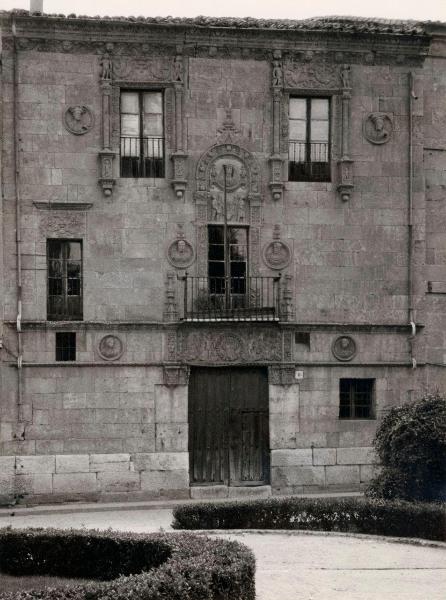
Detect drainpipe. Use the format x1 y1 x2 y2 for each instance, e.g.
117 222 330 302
12 16 24 432
408 72 417 369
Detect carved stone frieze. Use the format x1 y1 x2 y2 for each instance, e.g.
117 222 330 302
178 328 283 363
112 57 171 81
40 213 86 236
284 61 341 89
63 105 94 135
166 330 178 361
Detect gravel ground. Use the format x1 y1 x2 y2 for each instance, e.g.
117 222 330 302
1 507 445 599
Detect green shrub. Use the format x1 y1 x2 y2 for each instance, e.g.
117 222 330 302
0 528 255 600
172 496 446 542
367 392 446 502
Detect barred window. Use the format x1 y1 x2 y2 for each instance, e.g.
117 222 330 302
339 379 375 419
55 332 76 362
288 97 330 182
47 240 82 321
120 91 164 178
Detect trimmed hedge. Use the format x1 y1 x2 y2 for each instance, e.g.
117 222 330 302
367 392 446 502
0 528 255 600
172 497 446 542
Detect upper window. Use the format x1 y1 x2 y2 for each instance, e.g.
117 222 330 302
47 240 83 321
120 91 164 178
208 225 248 297
288 97 330 182
339 379 375 420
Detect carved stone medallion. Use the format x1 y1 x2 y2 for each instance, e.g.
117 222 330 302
363 112 393 145
263 241 291 270
98 335 124 361
63 106 94 135
167 239 195 268
332 336 357 362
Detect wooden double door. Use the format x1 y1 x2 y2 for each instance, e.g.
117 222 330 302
189 367 270 486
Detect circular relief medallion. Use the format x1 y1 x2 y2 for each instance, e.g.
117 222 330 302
166 239 195 269
263 241 291 270
332 336 357 362
98 335 124 361
214 333 243 362
363 112 393 145
64 105 94 135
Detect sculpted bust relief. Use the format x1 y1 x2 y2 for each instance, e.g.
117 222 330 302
64 105 94 135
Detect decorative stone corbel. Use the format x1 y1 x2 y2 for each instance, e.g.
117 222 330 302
269 53 285 201
337 65 354 202
98 52 116 196
163 365 190 386
268 365 296 386
171 151 188 198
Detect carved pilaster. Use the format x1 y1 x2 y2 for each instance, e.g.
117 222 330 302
171 58 188 199
270 55 285 201
99 55 116 197
163 271 179 322
337 65 354 202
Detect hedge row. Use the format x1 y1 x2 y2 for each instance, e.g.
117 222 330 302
0 528 255 600
172 497 446 542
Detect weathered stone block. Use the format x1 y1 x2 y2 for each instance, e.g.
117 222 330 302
336 447 376 465
360 464 380 483
53 473 99 494
16 455 55 475
15 474 53 495
228 485 271 499
270 417 299 449
326 466 360 485
190 485 228 499
271 449 312 467
0 473 15 496
0 456 16 474
56 454 90 473
271 466 325 487
132 452 188 472
313 448 336 466
140 469 189 491
269 385 299 415
97 471 141 493
89 454 131 472
154 385 188 423
155 424 188 452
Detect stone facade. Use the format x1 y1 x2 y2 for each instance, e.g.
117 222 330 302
0 11 445 503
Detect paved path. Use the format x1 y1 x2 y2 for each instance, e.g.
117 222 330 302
1 506 445 599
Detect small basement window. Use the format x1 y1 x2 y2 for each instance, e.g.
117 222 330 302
56 332 76 362
339 378 375 419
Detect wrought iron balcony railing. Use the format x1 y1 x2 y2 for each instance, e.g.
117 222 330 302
120 136 165 178
288 140 330 182
180 275 283 322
